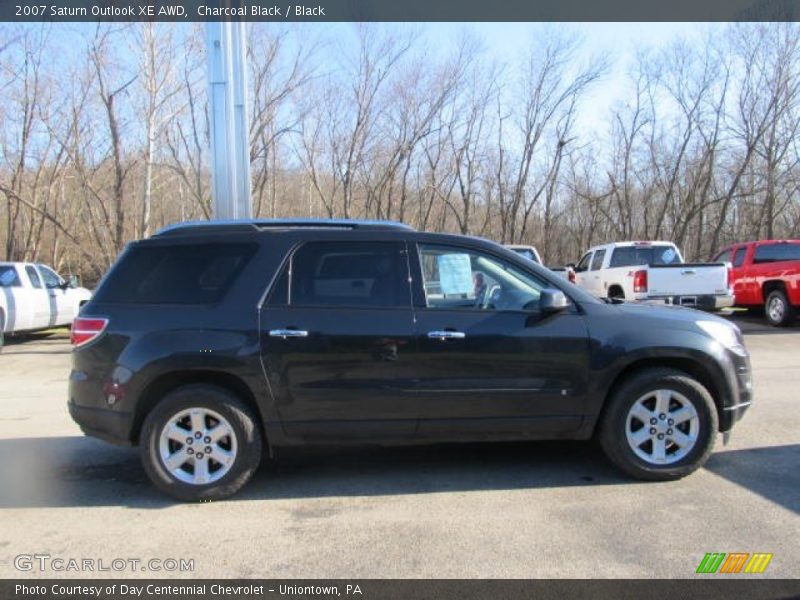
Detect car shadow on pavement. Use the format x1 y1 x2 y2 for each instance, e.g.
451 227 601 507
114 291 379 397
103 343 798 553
0 435 628 508
703 444 800 515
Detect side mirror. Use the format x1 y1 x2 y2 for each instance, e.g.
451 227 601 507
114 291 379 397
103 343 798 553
68 275 79 289
540 289 570 313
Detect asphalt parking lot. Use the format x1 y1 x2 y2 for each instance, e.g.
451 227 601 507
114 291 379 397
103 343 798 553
0 315 798 579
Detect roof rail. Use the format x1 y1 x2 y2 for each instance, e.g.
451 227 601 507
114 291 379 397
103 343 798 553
153 218 415 237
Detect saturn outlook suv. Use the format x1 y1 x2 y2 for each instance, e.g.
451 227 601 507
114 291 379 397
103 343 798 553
69 219 752 501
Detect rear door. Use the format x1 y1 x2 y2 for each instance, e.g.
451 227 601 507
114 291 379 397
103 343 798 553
586 248 607 296
1 264 34 331
23 265 52 329
259 240 418 441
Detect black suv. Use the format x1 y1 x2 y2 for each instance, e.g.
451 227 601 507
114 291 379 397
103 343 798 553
69 219 752 500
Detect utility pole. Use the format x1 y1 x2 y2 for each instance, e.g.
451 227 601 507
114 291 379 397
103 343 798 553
206 12 252 220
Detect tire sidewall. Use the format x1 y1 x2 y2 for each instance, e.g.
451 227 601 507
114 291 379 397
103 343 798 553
601 370 717 480
140 385 262 501
765 290 790 327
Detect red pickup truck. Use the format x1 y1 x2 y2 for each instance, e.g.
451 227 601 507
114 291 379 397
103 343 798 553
712 240 800 326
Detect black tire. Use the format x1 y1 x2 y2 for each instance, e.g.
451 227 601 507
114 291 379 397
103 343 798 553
140 384 262 501
608 287 625 302
764 289 796 327
598 368 718 481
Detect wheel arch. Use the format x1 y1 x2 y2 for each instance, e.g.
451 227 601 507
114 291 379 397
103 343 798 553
131 370 266 446
761 279 786 301
593 356 725 435
607 284 625 299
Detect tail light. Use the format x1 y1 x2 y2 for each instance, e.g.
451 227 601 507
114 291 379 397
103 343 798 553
568 269 576 284
633 269 648 293
71 317 108 347
727 264 732 289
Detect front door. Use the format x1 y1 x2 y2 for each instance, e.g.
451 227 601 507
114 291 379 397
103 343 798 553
410 243 590 439
260 240 418 441
23 265 52 329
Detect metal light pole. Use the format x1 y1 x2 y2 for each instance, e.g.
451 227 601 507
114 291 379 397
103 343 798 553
206 12 252 220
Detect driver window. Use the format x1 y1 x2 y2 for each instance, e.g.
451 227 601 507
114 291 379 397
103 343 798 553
418 244 550 311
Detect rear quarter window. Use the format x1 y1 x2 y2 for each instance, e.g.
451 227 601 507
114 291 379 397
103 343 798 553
93 243 256 304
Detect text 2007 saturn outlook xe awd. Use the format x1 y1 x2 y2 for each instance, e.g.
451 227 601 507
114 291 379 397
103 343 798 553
69 219 752 501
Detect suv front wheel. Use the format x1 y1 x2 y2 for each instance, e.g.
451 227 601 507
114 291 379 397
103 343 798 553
140 384 262 501
599 368 718 481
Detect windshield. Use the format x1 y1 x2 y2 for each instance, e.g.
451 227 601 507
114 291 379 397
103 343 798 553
609 245 681 267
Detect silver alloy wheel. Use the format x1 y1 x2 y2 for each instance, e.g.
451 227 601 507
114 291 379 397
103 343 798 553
625 389 699 465
768 295 785 323
158 407 238 485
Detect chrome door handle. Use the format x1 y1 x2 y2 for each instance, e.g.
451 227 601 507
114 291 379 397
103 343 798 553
680 269 696 275
269 329 309 338
427 330 466 340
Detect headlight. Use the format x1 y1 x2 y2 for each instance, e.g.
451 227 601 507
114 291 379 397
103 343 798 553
697 321 746 354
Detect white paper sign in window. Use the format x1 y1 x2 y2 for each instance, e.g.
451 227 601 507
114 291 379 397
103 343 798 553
438 253 473 295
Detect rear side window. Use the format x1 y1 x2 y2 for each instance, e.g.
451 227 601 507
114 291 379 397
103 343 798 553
289 242 409 308
753 243 800 263
0 266 21 287
94 243 256 304
25 266 43 289
590 249 606 270
733 248 747 267
610 245 680 267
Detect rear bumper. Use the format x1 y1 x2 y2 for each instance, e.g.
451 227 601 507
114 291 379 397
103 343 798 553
641 292 735 311
68 400 133 445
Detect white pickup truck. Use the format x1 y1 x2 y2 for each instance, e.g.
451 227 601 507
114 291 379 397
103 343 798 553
0 262 92 349
572 241 734 310
507 244 576 284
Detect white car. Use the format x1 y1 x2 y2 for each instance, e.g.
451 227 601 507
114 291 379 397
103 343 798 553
0 262 92 348
507 244 543 264
572 241 734 310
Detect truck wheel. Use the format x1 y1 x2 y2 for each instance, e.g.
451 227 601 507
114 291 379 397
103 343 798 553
140 384 262 501
608 287 625 301
765 290 795 327
598 368 717 481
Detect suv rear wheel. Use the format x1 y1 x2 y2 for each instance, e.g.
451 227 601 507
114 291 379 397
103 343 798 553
599 368 717 481
140 384 262 501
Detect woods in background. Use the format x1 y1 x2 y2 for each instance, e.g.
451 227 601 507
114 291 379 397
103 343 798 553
1 23 798 283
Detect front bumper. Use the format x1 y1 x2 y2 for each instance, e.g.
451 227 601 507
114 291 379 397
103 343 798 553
718 349 752 432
